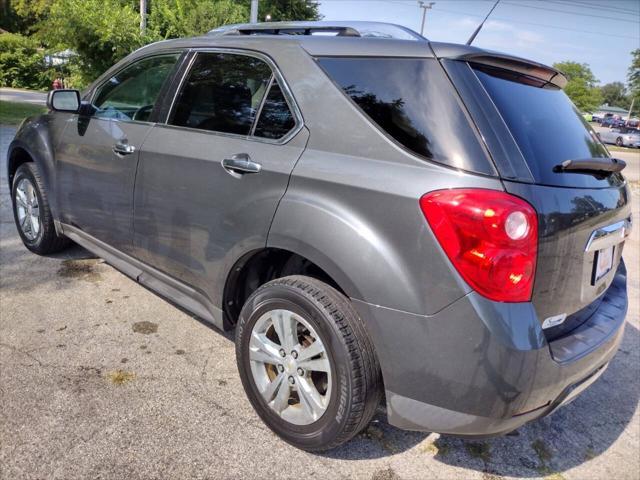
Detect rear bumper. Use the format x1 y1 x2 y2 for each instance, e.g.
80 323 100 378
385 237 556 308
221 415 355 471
353 263 627 436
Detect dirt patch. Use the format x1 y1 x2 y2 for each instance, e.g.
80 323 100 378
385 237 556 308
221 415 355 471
175 349 186 355
132 321 158 334
107 370 135 385
57 259 103 283
371 468 401 480
466 441 492 462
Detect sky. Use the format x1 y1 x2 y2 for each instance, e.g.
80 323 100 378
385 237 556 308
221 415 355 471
317 0 640 85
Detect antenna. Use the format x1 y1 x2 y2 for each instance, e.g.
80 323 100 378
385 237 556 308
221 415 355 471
466 0 500 46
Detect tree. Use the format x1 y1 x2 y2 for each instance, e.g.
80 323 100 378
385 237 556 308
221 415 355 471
553 61 602 112
37 0 147 84
628 49 640 115
148 0 246 38
0 32 54 89
251 0 322 22
599 82 629 109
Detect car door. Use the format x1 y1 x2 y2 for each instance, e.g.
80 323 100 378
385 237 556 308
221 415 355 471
600 127 618 144
133 50 307 306
56 53 181 254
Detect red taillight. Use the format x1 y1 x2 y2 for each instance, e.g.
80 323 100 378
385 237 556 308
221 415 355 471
420 189 538 302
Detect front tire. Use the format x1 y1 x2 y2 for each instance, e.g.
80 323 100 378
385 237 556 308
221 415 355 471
11 163 69 254
235 275 381 451
616 137 623 147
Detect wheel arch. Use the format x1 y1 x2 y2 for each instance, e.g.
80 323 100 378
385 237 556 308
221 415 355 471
222 247 351 327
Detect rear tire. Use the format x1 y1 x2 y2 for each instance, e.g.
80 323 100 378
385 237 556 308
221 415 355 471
235 275 382 451
11 163 69 255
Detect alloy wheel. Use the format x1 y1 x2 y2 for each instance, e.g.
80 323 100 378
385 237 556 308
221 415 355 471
248 309 332 425
14 178 41 241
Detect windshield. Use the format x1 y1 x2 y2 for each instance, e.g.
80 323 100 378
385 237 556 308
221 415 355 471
473 65 623 188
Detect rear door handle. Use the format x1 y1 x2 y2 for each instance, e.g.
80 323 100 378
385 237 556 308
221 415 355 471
113 142 136 155
221 154 261 176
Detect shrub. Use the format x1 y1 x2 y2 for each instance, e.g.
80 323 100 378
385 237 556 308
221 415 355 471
0 33 53 90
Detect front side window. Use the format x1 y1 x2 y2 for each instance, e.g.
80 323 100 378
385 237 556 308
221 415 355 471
93 54 179 122
170 53 272 135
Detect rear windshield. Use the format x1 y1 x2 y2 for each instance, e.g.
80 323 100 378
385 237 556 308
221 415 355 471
317 57 494 175
473 65 623 188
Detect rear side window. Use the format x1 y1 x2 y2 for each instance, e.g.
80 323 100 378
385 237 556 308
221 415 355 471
254 82 296 139
473 65 619 188
170 53 272 135
317 57 493 175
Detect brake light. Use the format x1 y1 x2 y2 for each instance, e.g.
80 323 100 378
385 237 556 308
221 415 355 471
420 189 538 302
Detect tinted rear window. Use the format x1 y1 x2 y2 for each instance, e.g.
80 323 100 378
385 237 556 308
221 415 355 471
317 57 494 175
474 65 622 188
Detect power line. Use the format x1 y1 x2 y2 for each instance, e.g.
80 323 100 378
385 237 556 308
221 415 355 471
351 0 639 40
541 0 639 16
429 5 639 40
501 0 638 24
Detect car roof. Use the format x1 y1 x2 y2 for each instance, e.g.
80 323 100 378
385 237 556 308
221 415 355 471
123 21 567 88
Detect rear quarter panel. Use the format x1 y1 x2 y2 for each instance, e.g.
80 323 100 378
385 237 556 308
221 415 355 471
266 45 504 315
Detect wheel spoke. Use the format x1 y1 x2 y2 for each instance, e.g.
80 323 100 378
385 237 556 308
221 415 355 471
271 376 291 413
296 340 325 362
26 182 36 205
296 377 324 421
20 213 29 230
298 356 331 373
16 186 27 205
31 215 40 235
15 195 28 210
249 332 282 365
261 373 285 403
272 310 298 351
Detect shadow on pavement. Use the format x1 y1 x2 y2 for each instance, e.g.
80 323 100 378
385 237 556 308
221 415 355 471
321 322 639 477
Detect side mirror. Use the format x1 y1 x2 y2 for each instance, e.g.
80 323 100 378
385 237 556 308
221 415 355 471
47 89 81 113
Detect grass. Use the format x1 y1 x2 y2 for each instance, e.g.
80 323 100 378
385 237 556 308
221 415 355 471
0 100 46 125
607 145 640 153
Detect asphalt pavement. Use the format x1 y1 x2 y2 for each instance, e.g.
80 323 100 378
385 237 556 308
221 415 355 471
1 124 639 480
0 88 47 105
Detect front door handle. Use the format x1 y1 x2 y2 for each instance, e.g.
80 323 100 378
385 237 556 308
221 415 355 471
113 142 136 155
221 154 261 176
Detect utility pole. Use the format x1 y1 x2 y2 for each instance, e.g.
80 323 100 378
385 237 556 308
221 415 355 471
250 0 259 23
418 1 435 37
140 0 147 35
627 98 635 126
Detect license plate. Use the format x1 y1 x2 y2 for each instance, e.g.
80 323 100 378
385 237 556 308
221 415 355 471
593 245 614 283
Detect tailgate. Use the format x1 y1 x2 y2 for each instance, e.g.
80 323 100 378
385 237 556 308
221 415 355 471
504 180 632 325
443 55 633 328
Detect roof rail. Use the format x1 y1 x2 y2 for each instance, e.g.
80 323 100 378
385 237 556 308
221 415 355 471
208 21 424 41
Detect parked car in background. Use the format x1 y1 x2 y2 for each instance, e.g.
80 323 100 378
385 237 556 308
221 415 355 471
601 117 626 128
599 127 640 148
7 21 632 451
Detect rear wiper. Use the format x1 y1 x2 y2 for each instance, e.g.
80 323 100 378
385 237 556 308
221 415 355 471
553 157 626 177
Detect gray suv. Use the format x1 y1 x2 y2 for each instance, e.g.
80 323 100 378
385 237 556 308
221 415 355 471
8 22 632 451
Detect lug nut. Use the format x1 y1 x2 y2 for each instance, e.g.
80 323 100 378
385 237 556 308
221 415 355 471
277 364 284 373
288 376 295 385
291 350 298 359
297 368 304 376
279 349 286 358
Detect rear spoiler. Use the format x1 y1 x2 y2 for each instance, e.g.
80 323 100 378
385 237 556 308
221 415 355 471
429 43 567 89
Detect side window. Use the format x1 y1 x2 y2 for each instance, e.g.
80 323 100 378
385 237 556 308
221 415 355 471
169 53 272 135
93 54 179 122
253 81 297 140
317 56 490 173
